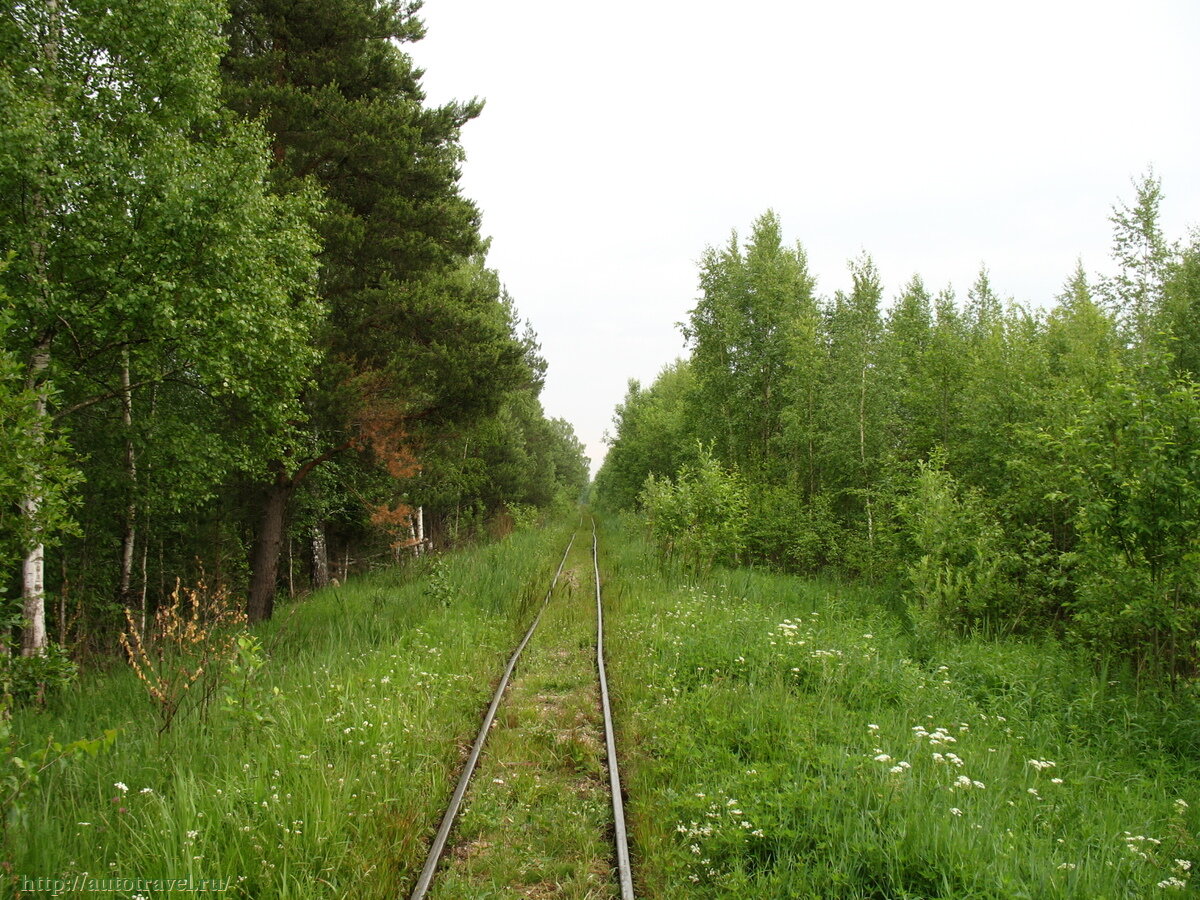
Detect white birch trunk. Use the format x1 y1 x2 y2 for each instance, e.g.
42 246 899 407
859 362 874 547
20 341 51 657
311 524 329 589
20 517 47 657
118 351 137 606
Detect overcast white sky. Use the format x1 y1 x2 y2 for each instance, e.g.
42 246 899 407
409 0 1200 475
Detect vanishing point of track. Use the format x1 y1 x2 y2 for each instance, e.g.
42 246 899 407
406 516 635 900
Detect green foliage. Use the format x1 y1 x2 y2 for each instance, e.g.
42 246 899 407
220 633 273 729
593 360 698 511
640 447 748 572
899 458 1017 638
0 0 324 648
0 643 77 705
1101 171 1170 345
742 484 843 574
1053 361 1200 679
0 300 81 569
1161 234 1200 377
0 0 583 641
220 0 575 609
506 503 539 531
601 194 1200 689
682 211 819 476
425 554 454 607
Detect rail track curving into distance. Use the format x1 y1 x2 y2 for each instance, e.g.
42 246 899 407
407 516 634 900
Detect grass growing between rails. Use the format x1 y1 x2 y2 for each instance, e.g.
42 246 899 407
6 520 575 899
429 528 617 899
600 516 1200 898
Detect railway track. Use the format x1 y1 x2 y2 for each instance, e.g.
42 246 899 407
407 516 634 899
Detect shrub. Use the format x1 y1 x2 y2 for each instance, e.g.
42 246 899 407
120 578 247 733
0 643 77 705
639 446 748 572
898 457 1018 637
743 484 843 574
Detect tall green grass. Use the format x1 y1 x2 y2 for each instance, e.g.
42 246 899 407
601 515 1200 898
8 520 573 899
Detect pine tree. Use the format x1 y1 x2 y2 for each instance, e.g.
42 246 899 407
220 0 534 619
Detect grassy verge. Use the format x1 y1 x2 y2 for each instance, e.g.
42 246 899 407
428 525 617 900
601 515 1200 898
7 520 573 899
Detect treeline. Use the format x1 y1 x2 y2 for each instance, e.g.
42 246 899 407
595 182 1200 683
0 0 588 661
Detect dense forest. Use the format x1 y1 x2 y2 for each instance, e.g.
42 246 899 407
0 0 589 668
3 4 1200 895
596 186 1200 684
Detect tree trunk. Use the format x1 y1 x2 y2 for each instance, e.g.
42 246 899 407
58 556 67 645
247 477 292 623
859 362 874 548
118 351 138 608
20 529 47 657
311 523 329 590
248 441 350 619
139 526 149 636
20 340 52 657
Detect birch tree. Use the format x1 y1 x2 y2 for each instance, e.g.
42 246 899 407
0 0 321 651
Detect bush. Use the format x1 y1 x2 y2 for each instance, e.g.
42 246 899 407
743 484 843 574
0 643 77 705
639 447 748 572
120 578 248 733
898 457 1019 637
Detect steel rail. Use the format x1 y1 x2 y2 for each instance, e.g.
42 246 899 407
407 525 579 900
592 516 635 899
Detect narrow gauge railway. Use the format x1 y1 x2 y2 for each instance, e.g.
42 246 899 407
407 517 635 900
